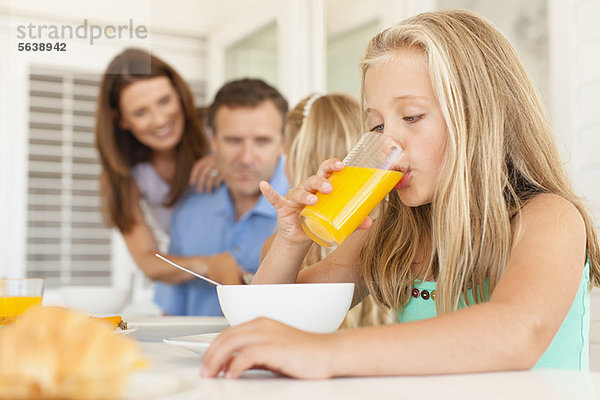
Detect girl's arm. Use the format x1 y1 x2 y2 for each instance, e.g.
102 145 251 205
324 193 586 375
256 228 370 303
202 193 587 377
258 234 275 263
253 158 371 290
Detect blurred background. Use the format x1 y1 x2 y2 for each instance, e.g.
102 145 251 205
0 0 598 319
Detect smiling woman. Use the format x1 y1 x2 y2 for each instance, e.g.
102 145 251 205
95 48 221 284
118 76 185 153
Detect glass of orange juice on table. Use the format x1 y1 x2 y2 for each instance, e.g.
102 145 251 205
0 278 44 325
300 131 404 247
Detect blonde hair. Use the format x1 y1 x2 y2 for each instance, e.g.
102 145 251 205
285 93 361 265
286 94 359 186
360 9 600 315
285 93 394 327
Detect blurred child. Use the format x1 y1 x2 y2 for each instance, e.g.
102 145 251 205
262 92 394 328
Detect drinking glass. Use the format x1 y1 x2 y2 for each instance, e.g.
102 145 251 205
0 278 44 325
300 131 404 247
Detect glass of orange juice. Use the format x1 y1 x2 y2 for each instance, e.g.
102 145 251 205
300 132 404 247
0 278 44 325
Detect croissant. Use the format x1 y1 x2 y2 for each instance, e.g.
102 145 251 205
0 306 147 400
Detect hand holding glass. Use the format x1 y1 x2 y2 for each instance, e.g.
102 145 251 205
300 132 404 247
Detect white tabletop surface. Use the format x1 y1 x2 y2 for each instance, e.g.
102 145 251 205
122 316 600 400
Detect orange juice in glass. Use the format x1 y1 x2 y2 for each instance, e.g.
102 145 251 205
0 278 44 325
300 132 404 247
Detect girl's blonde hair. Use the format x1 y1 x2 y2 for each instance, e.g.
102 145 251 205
286 94 359 185
360 9 600 315
285 93 362 265
286 93 394 327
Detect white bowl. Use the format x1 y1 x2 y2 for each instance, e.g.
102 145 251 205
59 286 130 315
217 282 354 333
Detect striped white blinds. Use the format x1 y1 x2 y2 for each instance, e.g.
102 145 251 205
26 68 111 287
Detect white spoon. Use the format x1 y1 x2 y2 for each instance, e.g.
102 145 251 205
154 254 221 286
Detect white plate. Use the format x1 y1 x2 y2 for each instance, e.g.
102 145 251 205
163 332 220 355
125 316 229 341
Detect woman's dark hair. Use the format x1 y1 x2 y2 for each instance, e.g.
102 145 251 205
95 48 209 232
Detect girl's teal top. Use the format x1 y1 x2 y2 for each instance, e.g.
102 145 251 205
398 260 590 370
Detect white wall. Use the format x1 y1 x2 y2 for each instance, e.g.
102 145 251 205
0 0 272 37
326 0 435 37
0 15 27 279
207 0 433 107
548 1 600 261
207 0 326 106
549 0 600 370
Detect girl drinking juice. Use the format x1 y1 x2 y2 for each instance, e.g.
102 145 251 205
201 9 600 378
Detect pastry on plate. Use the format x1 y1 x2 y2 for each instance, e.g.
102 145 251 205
0 306 147 400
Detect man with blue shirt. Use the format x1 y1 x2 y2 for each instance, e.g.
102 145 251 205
154 79 289 316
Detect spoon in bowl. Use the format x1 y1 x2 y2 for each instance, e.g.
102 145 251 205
154 254 221 286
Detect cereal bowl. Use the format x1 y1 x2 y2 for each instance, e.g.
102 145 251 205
217 282 354 333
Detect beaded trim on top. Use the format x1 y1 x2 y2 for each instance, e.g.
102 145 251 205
302 93 322 120
411 288 436 301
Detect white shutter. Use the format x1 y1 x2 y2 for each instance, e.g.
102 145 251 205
26 68 112 287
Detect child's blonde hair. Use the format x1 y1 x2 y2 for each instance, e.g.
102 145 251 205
285 93 361 267
285 93 394 327
285 94 359 187
359 9 600 315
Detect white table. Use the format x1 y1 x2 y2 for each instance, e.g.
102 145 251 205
123 317 600 400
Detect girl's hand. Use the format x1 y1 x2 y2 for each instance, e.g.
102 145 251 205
260 158 372 245
200 318 337 379
189 154 223 193
259 158 345 245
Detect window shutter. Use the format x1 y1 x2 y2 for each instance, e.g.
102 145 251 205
26 68 112 287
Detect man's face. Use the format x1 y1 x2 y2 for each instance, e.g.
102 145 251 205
212 100 284 200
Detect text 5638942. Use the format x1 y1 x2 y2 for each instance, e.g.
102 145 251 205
17 42 67 52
